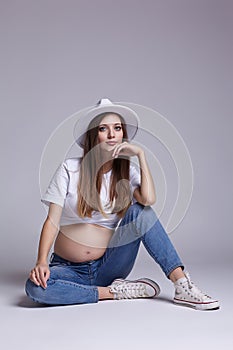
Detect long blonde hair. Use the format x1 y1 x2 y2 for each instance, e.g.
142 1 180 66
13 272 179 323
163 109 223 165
77 113 131 218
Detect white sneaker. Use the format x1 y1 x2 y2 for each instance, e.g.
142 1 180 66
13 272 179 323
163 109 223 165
174 273 220 310
109 278 160 300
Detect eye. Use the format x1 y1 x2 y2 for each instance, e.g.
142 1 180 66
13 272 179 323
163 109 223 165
98 126 106 132
115 125 122 131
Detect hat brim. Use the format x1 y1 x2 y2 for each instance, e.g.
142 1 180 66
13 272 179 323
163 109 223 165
73 103 139 148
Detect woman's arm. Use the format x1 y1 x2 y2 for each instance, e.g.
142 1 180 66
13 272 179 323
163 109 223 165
112 142 156 206
29 203 62 288
133 149 156 206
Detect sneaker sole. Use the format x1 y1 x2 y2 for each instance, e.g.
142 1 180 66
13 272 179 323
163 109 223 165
174 298 220 310
113 278 160 298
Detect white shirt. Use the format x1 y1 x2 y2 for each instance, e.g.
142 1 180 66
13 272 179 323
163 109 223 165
41 157 141 229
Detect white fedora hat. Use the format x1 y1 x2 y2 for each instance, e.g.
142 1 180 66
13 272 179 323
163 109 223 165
74 98 139 148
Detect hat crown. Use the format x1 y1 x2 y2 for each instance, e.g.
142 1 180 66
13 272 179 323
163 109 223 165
97 98 113 107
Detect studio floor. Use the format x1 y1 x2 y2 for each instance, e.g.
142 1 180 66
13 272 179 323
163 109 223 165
1 258 232 350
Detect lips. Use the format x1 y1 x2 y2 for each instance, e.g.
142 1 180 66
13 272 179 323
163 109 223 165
106 141 117 146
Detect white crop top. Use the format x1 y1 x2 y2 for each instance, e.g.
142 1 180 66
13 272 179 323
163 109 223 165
41 157 141 229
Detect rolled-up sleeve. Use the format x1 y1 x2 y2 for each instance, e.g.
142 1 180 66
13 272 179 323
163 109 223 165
41 162 70 208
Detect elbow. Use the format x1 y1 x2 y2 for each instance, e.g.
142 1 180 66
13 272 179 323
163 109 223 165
144 199 156 206
140 195 156 207
135 187 156 206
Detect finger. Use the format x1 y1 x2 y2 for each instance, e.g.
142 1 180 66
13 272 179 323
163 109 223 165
112 142 128 157
43 270 50 288
37 267 48 289
112 144 121 158
29 270 40 286
34 268 44 287
40 268 50 289
113 143 126 158
38 271 46 289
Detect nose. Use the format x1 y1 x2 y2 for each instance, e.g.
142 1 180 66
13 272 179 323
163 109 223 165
107 127 115 139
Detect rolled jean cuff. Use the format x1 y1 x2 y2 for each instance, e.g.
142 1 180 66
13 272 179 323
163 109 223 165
165 263 185 279
93 287 99 303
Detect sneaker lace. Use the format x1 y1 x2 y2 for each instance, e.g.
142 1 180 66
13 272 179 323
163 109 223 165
185 273 212 301
111 282 147 299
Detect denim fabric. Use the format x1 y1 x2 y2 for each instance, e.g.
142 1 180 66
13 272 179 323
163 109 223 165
25 203 183 305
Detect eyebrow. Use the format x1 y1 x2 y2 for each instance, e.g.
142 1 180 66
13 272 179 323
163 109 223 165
99 123 122 126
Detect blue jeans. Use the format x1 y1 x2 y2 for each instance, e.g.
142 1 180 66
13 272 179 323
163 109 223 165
25 203 183 305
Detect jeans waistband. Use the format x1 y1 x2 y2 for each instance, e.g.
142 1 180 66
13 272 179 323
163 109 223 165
50 252 102 266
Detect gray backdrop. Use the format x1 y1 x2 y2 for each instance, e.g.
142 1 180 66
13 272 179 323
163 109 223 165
1 0 232 275
1 2 233 349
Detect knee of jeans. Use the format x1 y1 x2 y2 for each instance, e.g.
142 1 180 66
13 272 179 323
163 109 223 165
25 278 46 303
126 203 158 225
135 205 159 233
124 202 145 218
143 205 158 220
25 279 37 297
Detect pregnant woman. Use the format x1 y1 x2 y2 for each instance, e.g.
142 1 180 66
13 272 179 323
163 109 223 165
25 98 219 310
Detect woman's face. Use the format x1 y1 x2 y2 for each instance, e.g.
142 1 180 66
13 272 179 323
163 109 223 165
97 113 123 151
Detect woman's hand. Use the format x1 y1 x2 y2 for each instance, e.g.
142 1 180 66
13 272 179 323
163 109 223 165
29 203 61 289
29 263 50 289
112 142 143 159
113 141 156 206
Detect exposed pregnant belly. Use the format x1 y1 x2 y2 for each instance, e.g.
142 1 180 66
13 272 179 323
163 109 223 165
54 223 114 262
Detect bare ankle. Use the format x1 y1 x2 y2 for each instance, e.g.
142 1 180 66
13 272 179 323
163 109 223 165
169 267 185 283
98 287 114 300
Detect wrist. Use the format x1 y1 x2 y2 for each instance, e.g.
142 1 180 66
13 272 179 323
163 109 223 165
137 149 145 158
36 258 48 265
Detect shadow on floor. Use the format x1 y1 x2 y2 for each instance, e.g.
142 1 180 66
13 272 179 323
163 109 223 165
16 294 174 309
16 295 51 308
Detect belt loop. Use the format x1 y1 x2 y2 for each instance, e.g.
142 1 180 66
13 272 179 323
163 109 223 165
49 253 54 263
